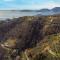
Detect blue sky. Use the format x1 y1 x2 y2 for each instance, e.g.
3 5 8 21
0 0 60 10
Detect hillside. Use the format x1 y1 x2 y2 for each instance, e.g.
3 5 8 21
0 15 60 60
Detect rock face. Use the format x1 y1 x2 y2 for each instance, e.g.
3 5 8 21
0 15 60 49
0 45 7 60
0 15 60 60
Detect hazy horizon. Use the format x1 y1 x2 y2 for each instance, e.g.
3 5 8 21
0 7 58 10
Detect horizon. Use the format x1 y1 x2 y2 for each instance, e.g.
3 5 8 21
0 7 59 10
0 0 60 10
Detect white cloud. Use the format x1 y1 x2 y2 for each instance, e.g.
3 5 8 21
45 1 60 9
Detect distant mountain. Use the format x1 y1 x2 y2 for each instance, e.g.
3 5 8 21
37 9 50 12
52 7 60 12
36 7 60 15
20 10 34 12
18 7 60 15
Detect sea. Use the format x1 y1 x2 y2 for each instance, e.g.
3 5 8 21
0 10 40 20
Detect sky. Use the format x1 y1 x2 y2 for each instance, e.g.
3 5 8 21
0 0 60 10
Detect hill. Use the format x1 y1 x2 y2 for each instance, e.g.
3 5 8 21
0 15 60 60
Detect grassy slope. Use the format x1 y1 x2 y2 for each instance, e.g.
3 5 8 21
24 33 60 60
